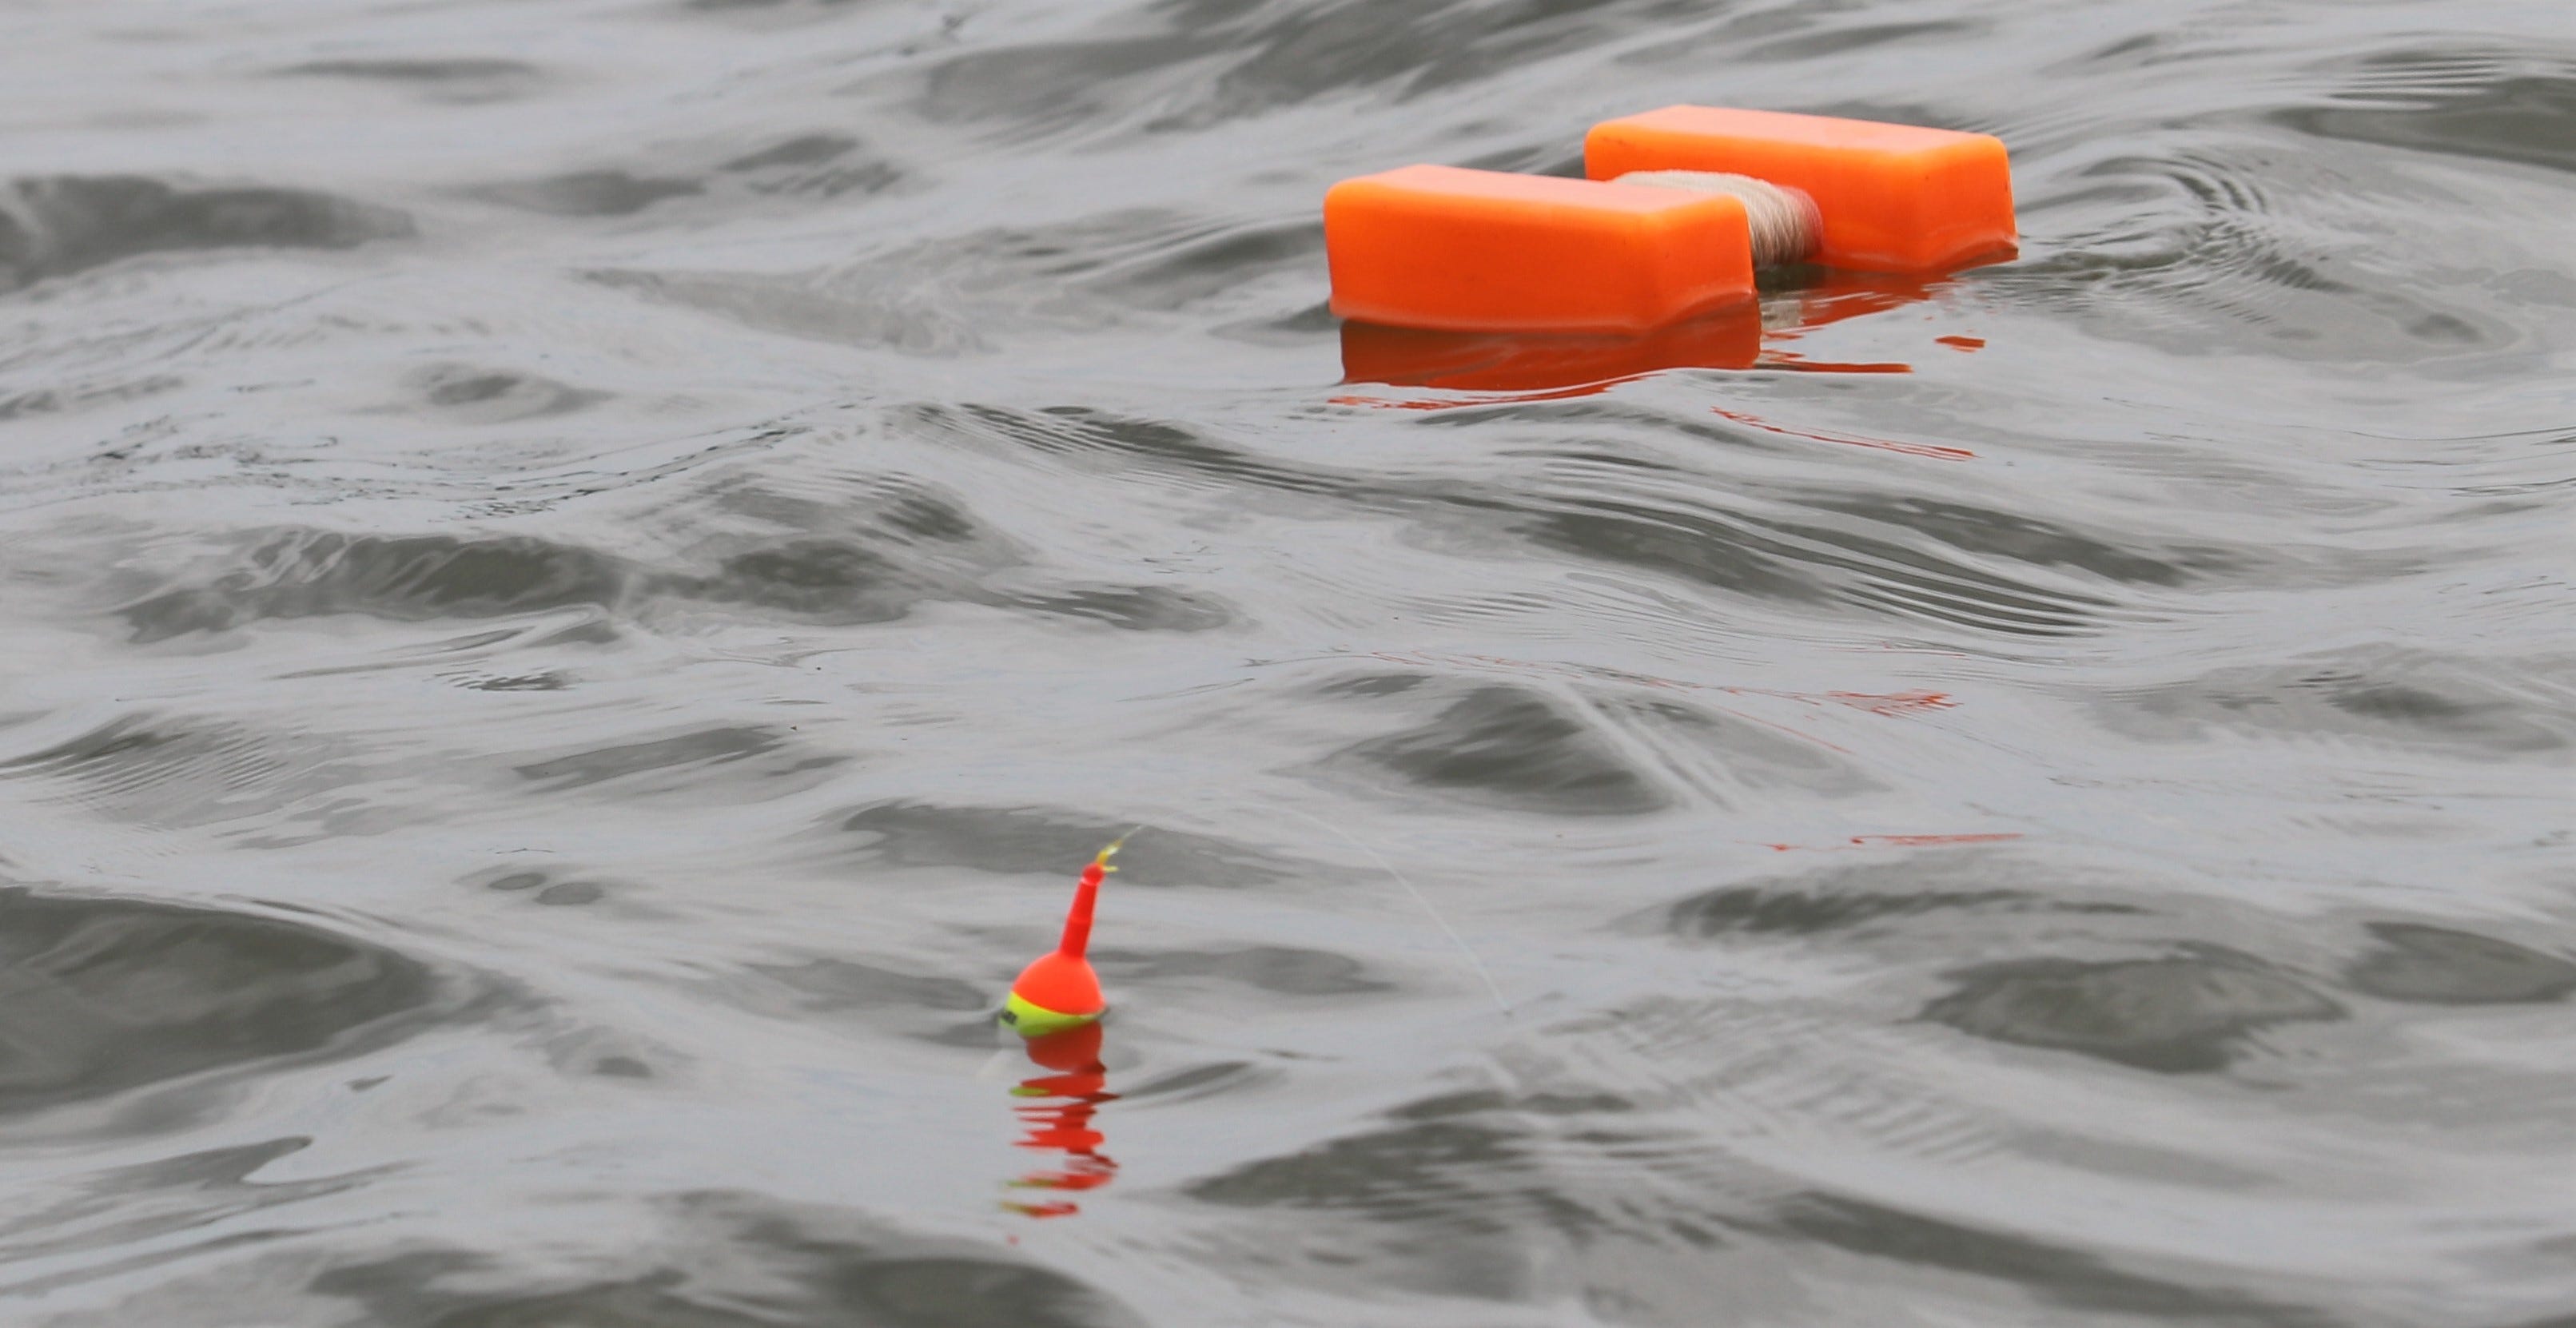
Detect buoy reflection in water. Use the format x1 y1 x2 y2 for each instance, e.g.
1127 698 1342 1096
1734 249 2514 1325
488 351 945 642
1001 1022 1116 1219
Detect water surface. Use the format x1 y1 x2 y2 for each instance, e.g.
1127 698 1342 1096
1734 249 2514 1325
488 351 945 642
1 1 2571 1324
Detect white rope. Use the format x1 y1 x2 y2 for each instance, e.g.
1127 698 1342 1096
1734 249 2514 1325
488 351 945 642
1614 169 1822 268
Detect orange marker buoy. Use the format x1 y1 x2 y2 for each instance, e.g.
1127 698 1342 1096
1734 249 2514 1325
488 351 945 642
1324 165 1757 334
1001 838 1123 1037
1323 106 2016 335
1586 105 2016 272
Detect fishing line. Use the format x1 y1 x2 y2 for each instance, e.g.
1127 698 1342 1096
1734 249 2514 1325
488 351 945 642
1276 806 1511 1017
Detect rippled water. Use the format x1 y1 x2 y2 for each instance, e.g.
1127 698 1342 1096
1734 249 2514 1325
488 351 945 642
2 1 2571 1324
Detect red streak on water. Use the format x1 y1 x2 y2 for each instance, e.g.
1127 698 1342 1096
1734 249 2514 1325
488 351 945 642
1712 408 1975 461
1327 377 1643 411
1755 352 1913 374
1821 690 1955 716
1762 833 2024 852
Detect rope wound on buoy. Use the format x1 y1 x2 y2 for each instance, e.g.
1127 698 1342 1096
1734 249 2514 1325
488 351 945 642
1610 170 1822 269
1323 105 2017 335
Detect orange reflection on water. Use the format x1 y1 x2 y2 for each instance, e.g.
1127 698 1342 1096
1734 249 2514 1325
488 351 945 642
1337 304 1762 398
1760 833 2024 853
1000 1022 1115 1219
1335 268 1981 415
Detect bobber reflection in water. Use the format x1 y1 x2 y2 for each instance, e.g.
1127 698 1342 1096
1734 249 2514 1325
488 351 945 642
1001 1020 1116 1219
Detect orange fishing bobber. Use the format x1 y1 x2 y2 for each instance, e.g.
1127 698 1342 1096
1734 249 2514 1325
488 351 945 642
1324 105 2016 334
1001 837 1124 1037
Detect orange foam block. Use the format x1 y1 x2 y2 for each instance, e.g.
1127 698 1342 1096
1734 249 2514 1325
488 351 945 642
1587 106 2015 272
1324 164 1755 334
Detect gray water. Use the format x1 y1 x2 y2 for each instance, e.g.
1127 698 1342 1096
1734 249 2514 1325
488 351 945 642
2 1 2572 1324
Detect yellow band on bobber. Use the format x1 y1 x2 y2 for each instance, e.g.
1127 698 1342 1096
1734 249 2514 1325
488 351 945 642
1002 991 1100 1037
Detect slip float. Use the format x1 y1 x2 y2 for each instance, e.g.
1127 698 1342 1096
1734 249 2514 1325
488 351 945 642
1324 105 2016 337
1001 837 1122 1037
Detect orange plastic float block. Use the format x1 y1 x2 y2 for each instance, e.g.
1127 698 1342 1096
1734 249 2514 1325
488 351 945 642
1324 164 1756 334
1586 106 2015 272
